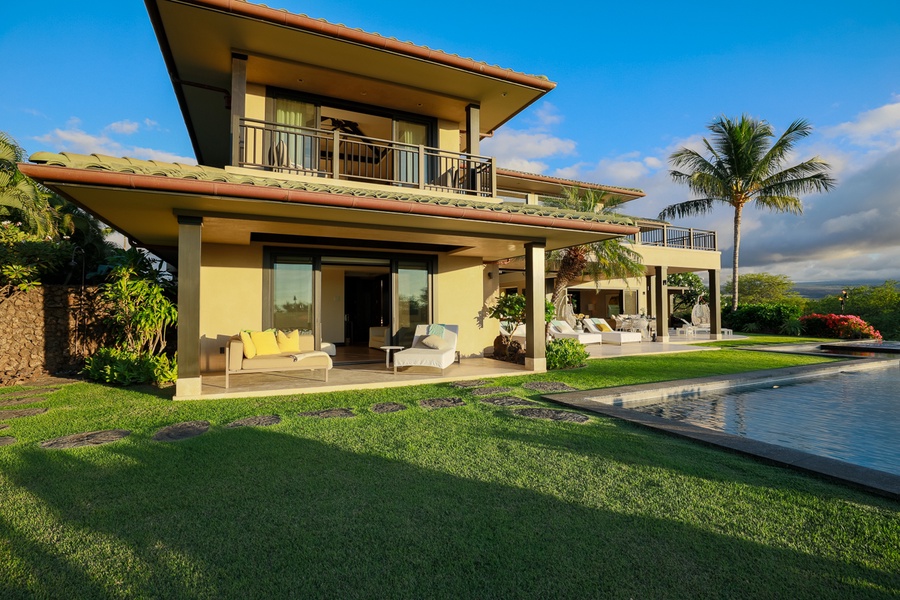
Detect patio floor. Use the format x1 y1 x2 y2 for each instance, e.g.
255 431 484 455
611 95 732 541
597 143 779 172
186 337 719 401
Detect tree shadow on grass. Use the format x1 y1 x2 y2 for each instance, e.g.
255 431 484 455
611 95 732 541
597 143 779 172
2 428 898 599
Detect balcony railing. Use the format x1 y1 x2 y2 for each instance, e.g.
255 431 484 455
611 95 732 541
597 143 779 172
628 226 717 251
238 118 495 197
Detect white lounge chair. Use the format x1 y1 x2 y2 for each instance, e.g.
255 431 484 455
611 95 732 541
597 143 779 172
548 320 603 346
393 324 459 374
584 318 641 345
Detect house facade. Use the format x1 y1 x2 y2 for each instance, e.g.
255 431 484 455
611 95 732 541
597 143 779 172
21 0 721 399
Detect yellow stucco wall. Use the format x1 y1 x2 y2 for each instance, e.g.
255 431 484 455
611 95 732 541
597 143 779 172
435 255 498 357
199 242 263 373
245 84 266 121
438 119 460 153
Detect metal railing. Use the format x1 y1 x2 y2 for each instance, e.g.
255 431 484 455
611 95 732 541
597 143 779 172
239 118 494 197
628 226 717 251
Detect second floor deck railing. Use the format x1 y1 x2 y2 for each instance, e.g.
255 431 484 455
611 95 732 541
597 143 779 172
631 226 717 251
239 118 495 197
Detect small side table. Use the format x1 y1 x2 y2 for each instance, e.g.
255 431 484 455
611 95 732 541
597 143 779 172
380 345 404 369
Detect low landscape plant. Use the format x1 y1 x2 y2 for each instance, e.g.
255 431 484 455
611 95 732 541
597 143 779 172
722 301 802 334
83 348 177 385
545 337 589 369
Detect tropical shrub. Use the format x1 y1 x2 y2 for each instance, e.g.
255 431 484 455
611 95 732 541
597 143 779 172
83 348 177 386
722 302 802 334
0 221 72 303
805 281 900 341
799 314 882 341
488 293 555 361
546 338 589 370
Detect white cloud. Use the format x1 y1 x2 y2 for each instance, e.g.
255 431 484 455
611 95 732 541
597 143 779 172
34 123 196 164
825 100 900 150
106 120 140 135
531 102 563 128
483 129 576 174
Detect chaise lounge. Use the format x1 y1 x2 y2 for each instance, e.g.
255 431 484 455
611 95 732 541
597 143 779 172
584 318 642 344
548 320 603 345
225 329 333 388
393 324 459 374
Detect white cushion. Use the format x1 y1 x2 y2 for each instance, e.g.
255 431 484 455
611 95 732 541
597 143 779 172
419 334 449 350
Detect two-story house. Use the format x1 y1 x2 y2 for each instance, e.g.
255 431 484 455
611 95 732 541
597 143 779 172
21 0 722 399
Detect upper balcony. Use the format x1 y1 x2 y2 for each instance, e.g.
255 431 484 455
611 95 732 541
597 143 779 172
238 118 495 197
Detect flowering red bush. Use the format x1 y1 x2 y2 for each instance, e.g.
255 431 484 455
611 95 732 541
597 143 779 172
799 313 882 340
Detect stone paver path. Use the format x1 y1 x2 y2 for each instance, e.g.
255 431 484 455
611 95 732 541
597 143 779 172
0 424 8 430
226 415 281 428
479 396 537 407
0 388 60 400
0 397 46 408
420 397 465 409
522 381 577 393
514 408 589 423
41 429 131 449
0 407 48 420
450 380 491 388
298 408 355 418
371 402 407 413
0 436 16 446
152 420 210 442
469 386 513 396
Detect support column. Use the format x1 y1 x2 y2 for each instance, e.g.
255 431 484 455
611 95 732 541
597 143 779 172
176 216 203 398
230 53 248 167
646 275 655 318
708 269 723 340
654 265 669 342
524 241 546 372
465 104 480 155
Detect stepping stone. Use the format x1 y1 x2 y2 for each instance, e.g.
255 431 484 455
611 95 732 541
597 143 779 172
450 380 491 388
371 402 407 414
522 381 577 392
479 396 537 407
226 415 281 428
0 424 7 430
0 408 48 420
469 386 513 396
514 408 589 423
152 420 210 442
0 388 60 400
0 436 15 446
298 408 355 419
419 397 465 409
41 429 131 449
0 397 45 408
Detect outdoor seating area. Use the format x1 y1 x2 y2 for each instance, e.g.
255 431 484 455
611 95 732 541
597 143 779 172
393 324 459 374
225 330 334 389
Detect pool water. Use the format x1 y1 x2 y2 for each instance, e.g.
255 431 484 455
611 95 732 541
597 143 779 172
634 364 900 476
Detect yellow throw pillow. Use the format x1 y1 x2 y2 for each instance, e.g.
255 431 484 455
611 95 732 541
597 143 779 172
250 330 281 356
597 319 614 332
277 329 301 353
239 331 257 359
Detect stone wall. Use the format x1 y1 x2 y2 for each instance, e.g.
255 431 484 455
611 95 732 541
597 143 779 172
0 285 110 386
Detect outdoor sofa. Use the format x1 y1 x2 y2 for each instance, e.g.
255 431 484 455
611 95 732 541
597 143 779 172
225 329 333 388
393 324 459 374
548 320 603 345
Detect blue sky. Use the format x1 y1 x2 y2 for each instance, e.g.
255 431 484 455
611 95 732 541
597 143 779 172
3 1 899 283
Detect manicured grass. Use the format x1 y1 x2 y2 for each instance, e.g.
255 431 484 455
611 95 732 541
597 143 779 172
1 350 897 599
696 333 836 348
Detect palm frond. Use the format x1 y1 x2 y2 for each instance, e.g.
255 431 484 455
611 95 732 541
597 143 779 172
658 198 717 220
754 195 803 215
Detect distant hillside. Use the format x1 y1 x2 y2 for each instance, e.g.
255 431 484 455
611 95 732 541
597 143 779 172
792 280 895 300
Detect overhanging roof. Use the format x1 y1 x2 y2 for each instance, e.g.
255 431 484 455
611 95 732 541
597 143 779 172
145 0 557 167
22 153 638 264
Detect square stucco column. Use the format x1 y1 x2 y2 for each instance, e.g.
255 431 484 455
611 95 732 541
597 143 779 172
654 265 669 342
524 241 546 372
708 269 724 340
230 53 248 166
176 216 202 398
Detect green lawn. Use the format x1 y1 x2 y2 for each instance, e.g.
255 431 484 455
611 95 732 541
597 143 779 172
1 348 898 599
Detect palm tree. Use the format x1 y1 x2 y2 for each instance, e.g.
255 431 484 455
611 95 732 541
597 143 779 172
0 131 60 237
544 187 645 320
660 115 835 309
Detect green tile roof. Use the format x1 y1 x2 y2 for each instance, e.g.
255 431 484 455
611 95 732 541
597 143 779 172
28 152 635 227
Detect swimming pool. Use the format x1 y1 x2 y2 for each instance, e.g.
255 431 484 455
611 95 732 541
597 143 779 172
632 363 900 476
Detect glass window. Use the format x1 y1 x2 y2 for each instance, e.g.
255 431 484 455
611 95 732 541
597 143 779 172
395 120 428 185
272 256 314 331
396 261 430 346
273 98 317 170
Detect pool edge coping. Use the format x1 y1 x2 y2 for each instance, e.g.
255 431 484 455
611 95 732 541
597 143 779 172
543 359 900 501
